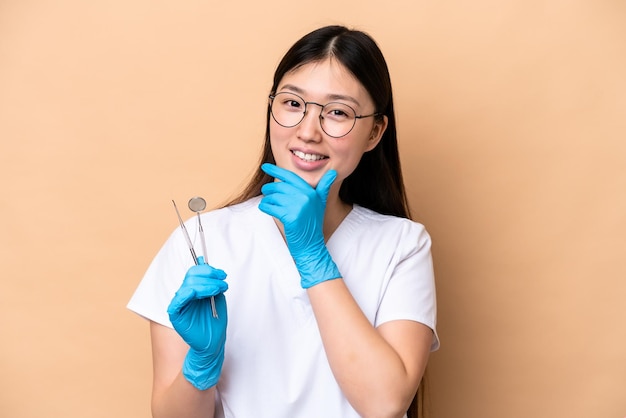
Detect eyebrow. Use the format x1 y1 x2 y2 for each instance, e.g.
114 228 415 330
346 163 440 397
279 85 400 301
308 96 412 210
280 84 361 107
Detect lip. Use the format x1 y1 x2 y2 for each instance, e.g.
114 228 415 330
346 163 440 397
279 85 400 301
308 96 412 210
290 148 329 171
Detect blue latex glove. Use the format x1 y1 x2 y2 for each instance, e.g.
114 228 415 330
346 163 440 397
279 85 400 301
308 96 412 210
167 256 228 390
259 163 341 288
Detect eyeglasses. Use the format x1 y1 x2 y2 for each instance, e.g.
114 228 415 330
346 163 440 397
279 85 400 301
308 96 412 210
269 92 380 138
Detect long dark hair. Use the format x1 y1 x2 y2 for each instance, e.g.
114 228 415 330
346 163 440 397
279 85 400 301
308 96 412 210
227 25 411 219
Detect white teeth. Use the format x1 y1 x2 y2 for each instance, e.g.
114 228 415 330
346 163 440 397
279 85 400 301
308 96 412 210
292 150 326 162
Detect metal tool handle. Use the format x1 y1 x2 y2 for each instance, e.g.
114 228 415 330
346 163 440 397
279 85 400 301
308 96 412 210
172 200 219 319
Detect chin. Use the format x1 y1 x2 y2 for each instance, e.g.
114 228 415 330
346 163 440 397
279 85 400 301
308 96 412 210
300 173 322 188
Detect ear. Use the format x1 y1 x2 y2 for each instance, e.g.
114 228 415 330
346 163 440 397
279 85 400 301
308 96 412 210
364 115 388 152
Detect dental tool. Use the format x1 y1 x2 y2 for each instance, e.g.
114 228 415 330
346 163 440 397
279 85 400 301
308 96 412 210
172 199 218 319
188 197 209 263
188 196 218 319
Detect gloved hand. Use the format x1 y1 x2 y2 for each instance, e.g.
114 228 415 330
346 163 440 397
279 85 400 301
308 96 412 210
259 163 341 288
167 256 228 390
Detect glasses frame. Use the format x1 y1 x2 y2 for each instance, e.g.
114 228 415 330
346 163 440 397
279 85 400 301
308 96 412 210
268 92 381 138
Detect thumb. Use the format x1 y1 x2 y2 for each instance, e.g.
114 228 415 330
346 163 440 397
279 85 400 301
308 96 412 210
315 169 337 205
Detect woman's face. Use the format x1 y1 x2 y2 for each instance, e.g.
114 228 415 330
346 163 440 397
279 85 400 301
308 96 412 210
269 58 387 190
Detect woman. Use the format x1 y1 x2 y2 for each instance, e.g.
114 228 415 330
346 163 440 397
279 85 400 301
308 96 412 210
128 25 439 418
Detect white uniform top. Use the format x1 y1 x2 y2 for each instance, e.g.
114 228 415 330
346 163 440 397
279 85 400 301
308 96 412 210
128 196 439 418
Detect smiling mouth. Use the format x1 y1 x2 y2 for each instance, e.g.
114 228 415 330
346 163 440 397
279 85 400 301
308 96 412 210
291 150 328 162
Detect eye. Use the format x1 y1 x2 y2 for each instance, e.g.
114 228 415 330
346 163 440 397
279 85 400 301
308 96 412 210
329 108 348 117
324 103 354 121
276 93 304 112
286 100 302 109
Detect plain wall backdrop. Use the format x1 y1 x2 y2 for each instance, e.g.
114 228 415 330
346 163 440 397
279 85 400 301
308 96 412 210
1 1 625 417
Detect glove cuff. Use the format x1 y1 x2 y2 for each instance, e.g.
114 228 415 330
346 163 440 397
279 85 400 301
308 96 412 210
298 246 341 289
182 345 225 390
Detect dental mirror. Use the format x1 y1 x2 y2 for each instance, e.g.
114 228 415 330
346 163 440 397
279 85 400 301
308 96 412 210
187 196 218 319
188 196 207 213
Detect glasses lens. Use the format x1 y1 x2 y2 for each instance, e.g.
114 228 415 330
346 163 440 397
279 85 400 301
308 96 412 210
269 93 358 138
271 92 305 127
320 102 357 138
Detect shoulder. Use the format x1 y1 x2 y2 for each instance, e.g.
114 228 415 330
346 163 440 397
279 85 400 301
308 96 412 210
350 205 431 246
215 195 262 215
192 196 267 250
202 196 262 224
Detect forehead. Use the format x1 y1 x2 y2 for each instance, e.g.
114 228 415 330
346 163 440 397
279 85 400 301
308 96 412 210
276 58 370 106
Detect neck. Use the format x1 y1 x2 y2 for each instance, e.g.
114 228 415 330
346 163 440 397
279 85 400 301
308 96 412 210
322 186 352 240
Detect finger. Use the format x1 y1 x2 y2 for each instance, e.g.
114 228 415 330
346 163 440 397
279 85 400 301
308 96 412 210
261 163 308 189
167 287 195 315
167 279 228 315
261 182 311 214
260 180 299 197
258 195 291 221
187 264 228 281
189 281 229 299
259 192 298 207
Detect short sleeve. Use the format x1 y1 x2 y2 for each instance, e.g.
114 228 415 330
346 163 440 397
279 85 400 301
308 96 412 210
127 226 196 327
375 224 439 351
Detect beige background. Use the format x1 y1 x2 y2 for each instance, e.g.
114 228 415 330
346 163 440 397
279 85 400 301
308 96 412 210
1 1 625 417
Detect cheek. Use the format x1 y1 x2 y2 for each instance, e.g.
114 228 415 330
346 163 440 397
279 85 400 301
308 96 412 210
268 124 288 153
331 143 368 179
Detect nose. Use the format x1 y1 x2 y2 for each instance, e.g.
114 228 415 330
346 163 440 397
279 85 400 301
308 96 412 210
296 102 324 142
